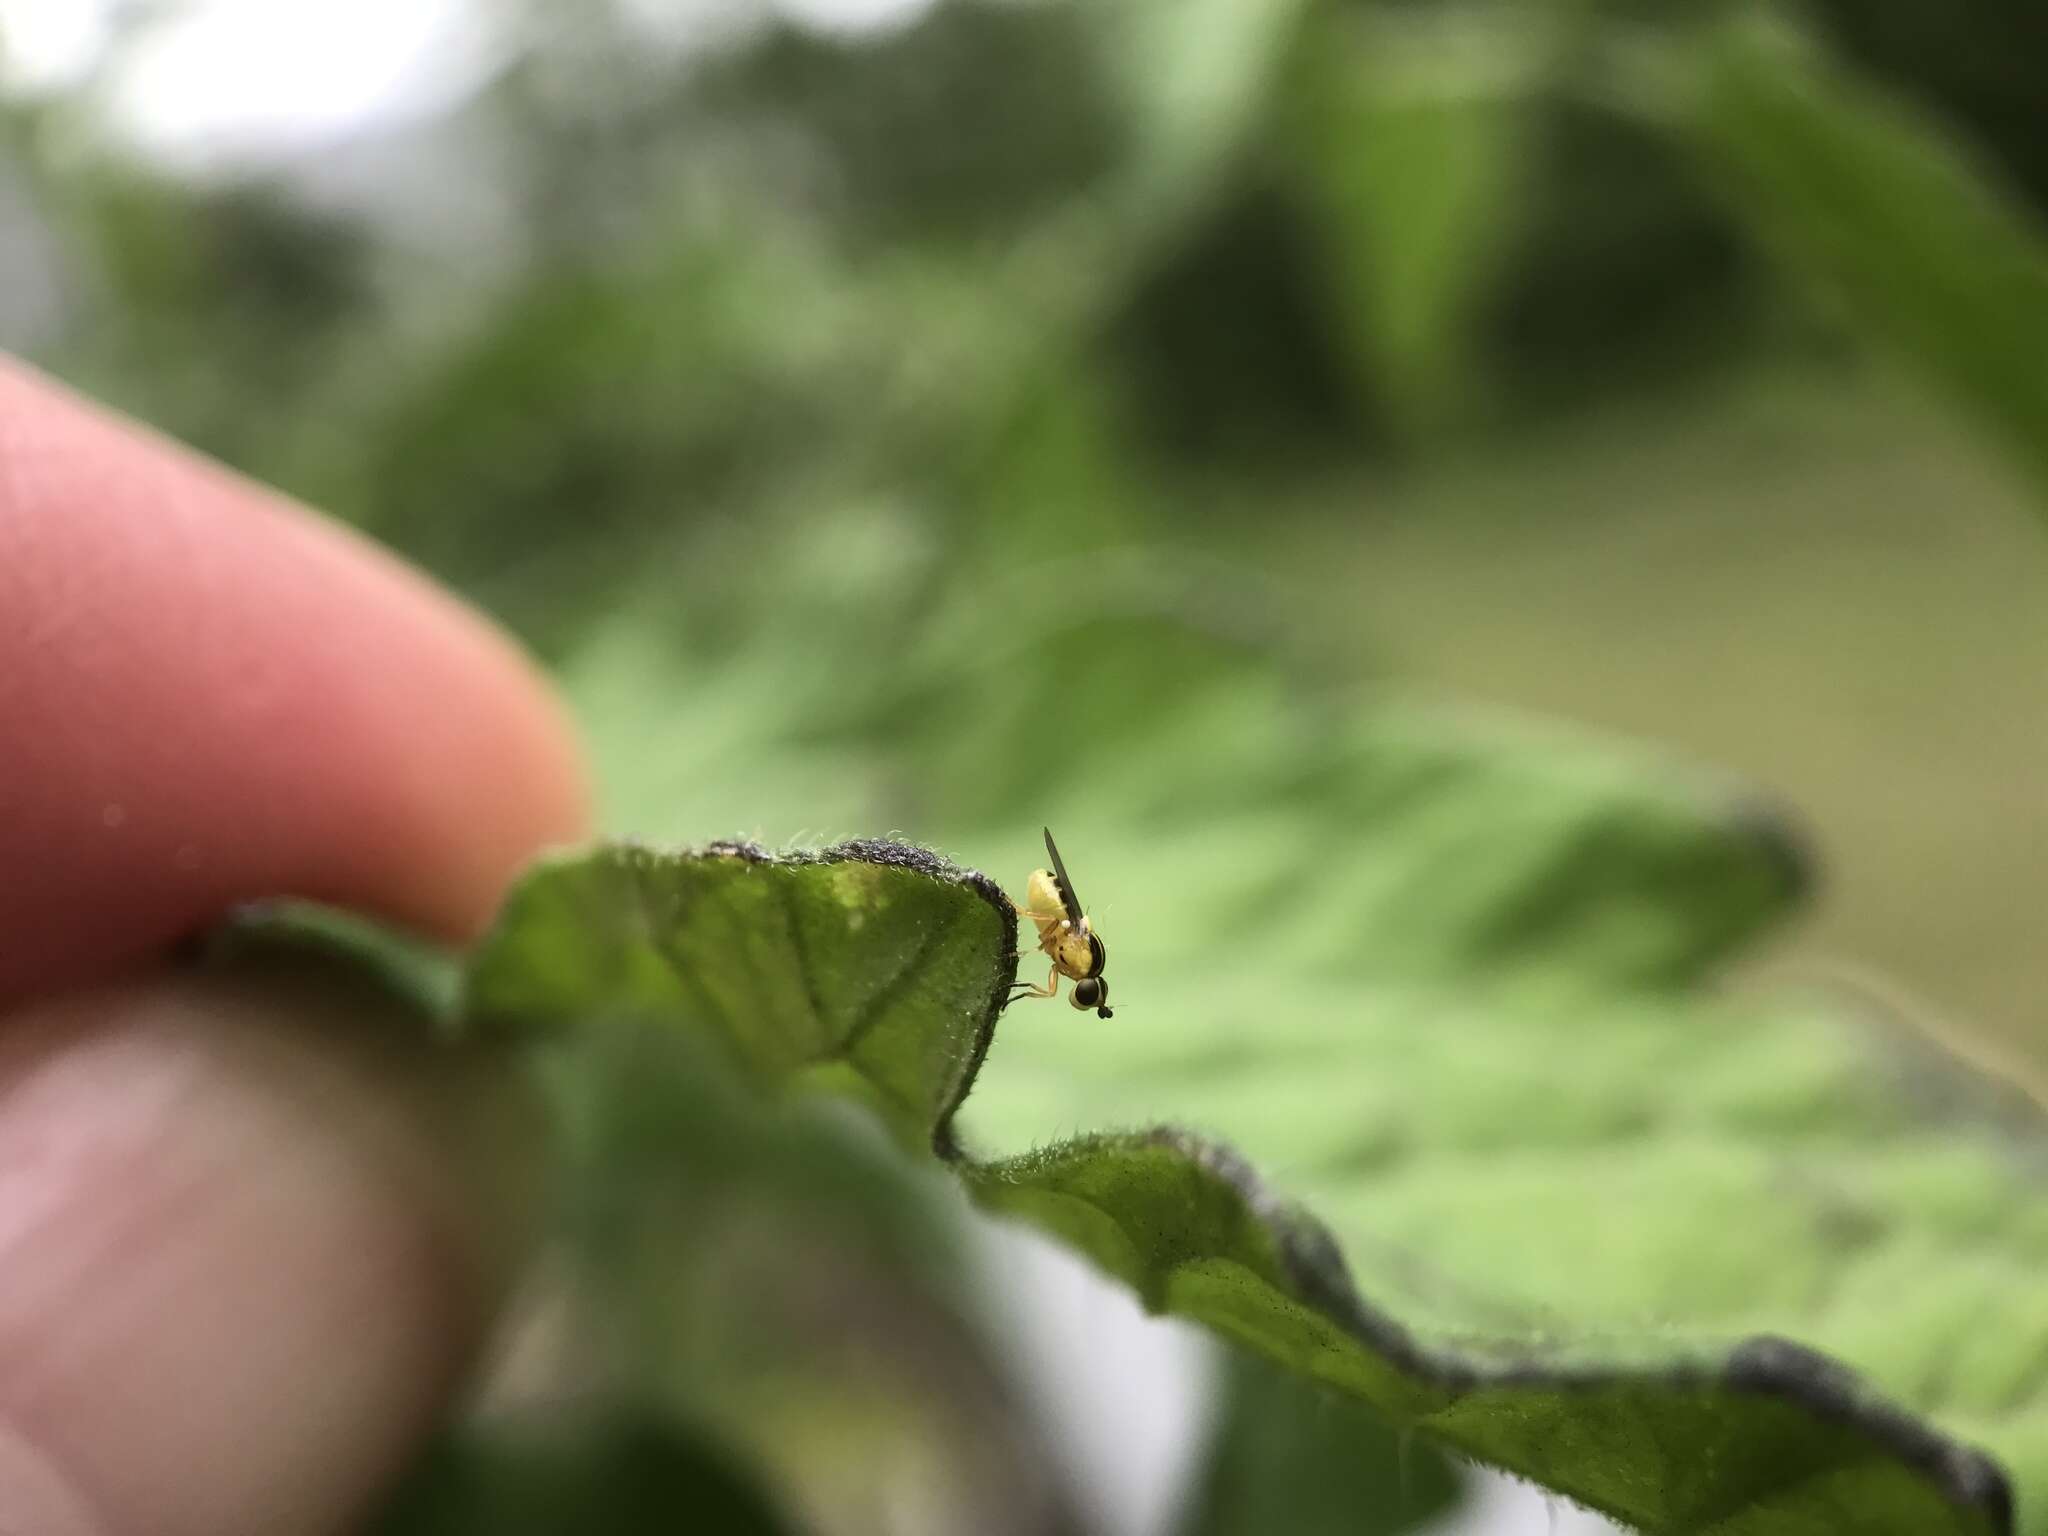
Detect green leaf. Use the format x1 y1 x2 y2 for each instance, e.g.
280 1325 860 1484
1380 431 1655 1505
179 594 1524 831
1287 7 1540 435
1684 13 2048 502
196 898 461 1029
1176 1349 1461 1536
1082 0 1313 224
460 724 2039 1536
262 684 2037 1536
468 848 1093 1534
536 1018 1091 1536
372 1413 794 1536
408 842 1086 1534
960 710 2039 1534
466 839 1014 1156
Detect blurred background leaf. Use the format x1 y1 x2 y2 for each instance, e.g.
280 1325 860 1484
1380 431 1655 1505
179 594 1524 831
375 1413 800 1536
1285 4 1542 439
1683 12 2048 503
1174 1351 1461 1536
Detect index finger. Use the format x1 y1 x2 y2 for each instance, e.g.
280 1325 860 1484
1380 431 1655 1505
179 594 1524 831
0 358 591 1003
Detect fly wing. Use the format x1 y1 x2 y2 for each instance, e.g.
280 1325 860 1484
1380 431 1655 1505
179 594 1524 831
1042 826 1083 921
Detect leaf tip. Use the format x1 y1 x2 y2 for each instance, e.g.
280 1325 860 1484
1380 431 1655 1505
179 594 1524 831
1724 789 1820 909
1723 1335 2014 1534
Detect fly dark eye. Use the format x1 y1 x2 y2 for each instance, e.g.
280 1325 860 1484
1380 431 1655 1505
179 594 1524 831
1071 977 1110 1018
1087 932 1107 977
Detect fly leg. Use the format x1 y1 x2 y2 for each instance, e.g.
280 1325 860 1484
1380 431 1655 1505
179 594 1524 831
1003 964 1063 1009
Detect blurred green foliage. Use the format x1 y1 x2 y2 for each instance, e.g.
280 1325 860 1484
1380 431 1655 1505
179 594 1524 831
1177 1351 1461 1536
377 1412 797 1536
13 0 2046 667
12 1 2048 1532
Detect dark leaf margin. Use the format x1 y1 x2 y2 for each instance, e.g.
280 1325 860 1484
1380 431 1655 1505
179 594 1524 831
964 1126 2012 1535
700 835 1021 1160
743 840 2018 1535
222 838 2019 1535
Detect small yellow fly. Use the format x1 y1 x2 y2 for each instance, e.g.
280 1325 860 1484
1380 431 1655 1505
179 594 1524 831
1007 827 1113 1019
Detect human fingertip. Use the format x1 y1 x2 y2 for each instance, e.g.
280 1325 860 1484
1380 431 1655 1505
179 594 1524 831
0 356 595 997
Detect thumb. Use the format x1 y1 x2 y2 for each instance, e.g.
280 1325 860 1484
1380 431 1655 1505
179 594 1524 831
0 970 540 1536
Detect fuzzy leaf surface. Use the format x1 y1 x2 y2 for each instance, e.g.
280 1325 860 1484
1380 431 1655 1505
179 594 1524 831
459 703 2042 1534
